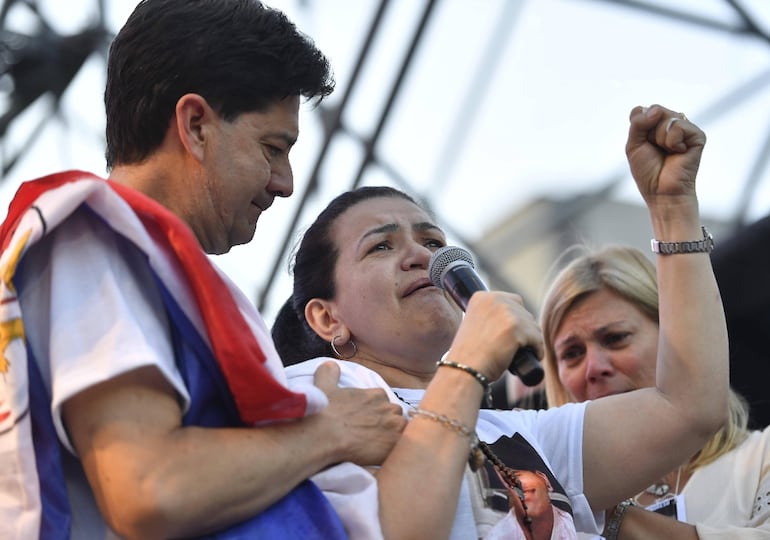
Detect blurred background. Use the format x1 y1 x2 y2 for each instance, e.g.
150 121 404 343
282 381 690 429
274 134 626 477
2 0 770 420
4 0 770 316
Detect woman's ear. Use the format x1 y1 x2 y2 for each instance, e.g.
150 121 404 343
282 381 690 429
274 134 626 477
305 298 348 343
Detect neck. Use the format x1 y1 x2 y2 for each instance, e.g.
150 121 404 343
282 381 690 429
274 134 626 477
109 162 175 209
351 355 436 389
109 160 213 252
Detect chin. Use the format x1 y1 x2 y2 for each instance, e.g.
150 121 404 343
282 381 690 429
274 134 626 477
422 316 460 350
432 305 462 329
231 227 257 248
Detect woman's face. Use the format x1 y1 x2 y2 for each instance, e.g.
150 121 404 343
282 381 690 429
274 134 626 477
552 287 659 401
327 196 463 370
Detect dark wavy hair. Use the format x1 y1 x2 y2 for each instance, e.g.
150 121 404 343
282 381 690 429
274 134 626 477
271 186 422 366
104 0 334 168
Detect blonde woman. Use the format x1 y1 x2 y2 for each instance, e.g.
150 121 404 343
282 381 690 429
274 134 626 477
540 245 770 539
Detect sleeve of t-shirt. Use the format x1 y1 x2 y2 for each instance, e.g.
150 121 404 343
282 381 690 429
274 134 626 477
17 208 191 455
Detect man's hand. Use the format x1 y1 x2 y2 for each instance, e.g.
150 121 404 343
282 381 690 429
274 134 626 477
313 361 406 466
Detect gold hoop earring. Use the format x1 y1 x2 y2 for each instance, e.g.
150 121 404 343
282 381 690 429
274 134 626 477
330 335 357 360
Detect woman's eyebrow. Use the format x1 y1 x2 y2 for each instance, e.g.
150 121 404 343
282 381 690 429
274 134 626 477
413 221 443 235
356 221 444 250
358 223 399 249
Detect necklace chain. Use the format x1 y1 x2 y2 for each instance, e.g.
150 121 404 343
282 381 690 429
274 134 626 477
393 391 533 533
635 465 683 504
479 441 533 531
392 390 418 407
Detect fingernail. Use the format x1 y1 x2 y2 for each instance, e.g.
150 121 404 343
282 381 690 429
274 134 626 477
641 106 648 115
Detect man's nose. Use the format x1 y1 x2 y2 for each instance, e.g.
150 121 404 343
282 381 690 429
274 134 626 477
269 164 293 198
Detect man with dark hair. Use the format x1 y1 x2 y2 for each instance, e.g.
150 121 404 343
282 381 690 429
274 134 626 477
0 1 404 538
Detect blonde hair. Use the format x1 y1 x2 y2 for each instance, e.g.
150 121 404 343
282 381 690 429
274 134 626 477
540 244 749 471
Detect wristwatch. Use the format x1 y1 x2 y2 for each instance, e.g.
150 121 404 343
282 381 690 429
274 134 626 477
650 226 714 255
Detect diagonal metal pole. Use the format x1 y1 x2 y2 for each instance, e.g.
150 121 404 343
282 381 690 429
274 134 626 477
349 0 439 189
257 0 392 311
592 0 764 38
427 0 526 194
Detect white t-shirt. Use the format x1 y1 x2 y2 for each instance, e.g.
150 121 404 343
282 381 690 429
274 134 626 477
286 357 602 540
18 210 190 453
14 206 326 538
16 209 188 537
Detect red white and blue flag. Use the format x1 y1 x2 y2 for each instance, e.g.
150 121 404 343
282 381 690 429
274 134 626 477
0 171 345 539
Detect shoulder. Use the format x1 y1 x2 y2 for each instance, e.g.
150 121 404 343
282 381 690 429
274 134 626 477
285 358 393 393
726 426 770 460
476 402 587 442
691 426 770 482
17 205 152 303
737 425 770 459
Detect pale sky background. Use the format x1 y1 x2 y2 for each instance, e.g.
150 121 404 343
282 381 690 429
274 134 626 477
2 0 770 323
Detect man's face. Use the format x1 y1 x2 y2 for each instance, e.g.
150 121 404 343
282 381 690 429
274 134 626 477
512 470 552 517
198 95 299 254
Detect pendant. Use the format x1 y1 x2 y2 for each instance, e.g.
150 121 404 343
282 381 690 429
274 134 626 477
645 482 670 497
468 447 485 471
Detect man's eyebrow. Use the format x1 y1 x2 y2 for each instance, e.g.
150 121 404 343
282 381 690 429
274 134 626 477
268 131 298 148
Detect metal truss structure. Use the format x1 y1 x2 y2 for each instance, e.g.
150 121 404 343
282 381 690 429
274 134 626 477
2 0 770 317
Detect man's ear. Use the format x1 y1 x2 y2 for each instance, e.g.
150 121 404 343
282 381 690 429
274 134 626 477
174 93 212 162
305 298 348 343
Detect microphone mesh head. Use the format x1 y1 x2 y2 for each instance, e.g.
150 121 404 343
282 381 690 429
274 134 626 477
428 246 475 288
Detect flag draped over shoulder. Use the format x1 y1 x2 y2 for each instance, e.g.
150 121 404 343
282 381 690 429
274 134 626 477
0 171 346 539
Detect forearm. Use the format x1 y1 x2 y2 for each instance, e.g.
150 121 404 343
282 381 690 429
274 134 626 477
376 367 484 540
609 505 699 540
648 197 728 434
583 199 729 506
584 105 729 509
607 503 770 540
65 366 358 539
85 416 346 539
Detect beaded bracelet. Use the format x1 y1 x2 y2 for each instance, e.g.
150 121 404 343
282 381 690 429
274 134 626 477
604 498 636 540
437 358 493 407
407 407 484 471
407 407 474 437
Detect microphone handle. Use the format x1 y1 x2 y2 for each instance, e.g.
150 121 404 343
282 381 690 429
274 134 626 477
443 268 544 386
510 346 543 386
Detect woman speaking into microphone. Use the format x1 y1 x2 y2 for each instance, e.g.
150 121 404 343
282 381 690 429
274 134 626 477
271 104 727 540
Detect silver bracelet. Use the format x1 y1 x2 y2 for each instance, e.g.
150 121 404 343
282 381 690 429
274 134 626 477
604 498 636 540
436 358 493 407
650 226 714 254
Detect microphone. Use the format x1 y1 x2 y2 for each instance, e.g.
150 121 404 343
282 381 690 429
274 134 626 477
428 245 544 386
